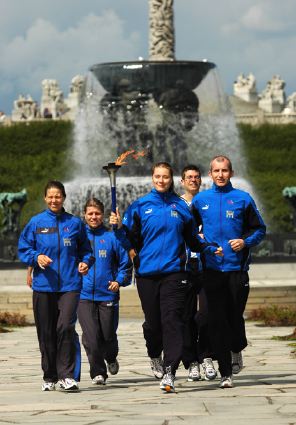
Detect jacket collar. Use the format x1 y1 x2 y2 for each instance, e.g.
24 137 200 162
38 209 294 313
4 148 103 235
212 181 233 193
46 207 65 218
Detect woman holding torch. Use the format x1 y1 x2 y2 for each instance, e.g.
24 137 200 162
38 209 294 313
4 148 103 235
110 161 222 393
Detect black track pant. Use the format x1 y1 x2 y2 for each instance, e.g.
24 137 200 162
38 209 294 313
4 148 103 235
33 290 80 382
78 300 119 379
136 273 190 375
203 270 249 376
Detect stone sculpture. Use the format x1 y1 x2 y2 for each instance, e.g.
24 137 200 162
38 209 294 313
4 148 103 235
259 75 286 113
0 189 27 236
282 187 296 230
233 73 258 103
11 94 39 121
40 79 67 118
149 0 175 60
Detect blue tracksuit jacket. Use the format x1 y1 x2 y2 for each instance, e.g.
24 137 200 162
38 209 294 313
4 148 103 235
80 224 132 302
115 188 218 277
18 208 94 292
191 182 266 272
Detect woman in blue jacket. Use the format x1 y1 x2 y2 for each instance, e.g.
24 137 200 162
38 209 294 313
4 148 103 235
78 198 132 385
18 180 94 392
110 162 222 393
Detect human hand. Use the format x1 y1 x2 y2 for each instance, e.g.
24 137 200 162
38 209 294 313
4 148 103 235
26 275 32 288
109 207 122 229
215 246 224 256
37 254 53 269
229 239 245 252
108 281 119 292
78 262 89 275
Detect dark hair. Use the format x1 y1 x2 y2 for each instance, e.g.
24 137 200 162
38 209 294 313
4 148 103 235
84 197 105 213
181 164 201 180
209 155 233 172
151 161 175 192
44 180 66 198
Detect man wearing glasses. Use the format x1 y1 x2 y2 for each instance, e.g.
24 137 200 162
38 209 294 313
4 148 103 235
180 165 217 384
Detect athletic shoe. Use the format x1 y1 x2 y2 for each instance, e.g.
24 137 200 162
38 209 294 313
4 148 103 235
201 358 217 381
150 356 164 379
41 381 55 391
219 375 233 388
92 375 106 385
159 367 175 393
58 378 79 391
187 361 201 382
231 351 243 374
107 359 119 375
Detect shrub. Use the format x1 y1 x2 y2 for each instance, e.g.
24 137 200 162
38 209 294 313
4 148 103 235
247 305 296 326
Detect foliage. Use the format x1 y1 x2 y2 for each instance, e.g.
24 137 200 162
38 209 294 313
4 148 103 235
0 121 296 232
0 121 74 227
0 311 30 333
247 305 296 326
239 123 296 232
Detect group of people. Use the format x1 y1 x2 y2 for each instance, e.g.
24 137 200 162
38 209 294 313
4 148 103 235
18 154 266 393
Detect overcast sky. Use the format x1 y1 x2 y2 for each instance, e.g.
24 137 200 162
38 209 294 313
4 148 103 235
0 0 295 114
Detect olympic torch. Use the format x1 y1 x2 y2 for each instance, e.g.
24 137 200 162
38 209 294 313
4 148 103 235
103 162 121 228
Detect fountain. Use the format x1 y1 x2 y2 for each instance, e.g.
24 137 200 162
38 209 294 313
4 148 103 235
65 0 249 217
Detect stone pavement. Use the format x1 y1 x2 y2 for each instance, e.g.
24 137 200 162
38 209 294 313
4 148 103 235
0 319 296 424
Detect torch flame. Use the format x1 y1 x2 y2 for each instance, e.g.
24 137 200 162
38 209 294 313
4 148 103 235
115 149 147 165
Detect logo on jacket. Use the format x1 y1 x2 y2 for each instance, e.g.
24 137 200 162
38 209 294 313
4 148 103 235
63 226 70 232
99 249 107 258
41 228 49 233
227 199 234 205
100 239 105 243
63 237 72 246
145 208 153 214
171 204 177 209
202 204 209 210
226 210 234 218
171 210 178 218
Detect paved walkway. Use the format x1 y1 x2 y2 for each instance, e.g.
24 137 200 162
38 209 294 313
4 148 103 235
0 319 296 424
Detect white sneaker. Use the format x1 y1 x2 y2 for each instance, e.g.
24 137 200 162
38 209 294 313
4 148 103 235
150 356 164 379
92 375 106 385
231 351 243 374
58 378 79 391
42 381 55 391
201 358 217 380
107 359 119 375
159 367 175 393
219 375 233 388
187 361 201 382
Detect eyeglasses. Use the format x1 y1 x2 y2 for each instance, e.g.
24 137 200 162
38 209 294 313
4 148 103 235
184 176 201 181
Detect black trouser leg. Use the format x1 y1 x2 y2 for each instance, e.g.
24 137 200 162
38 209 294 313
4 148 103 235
33 291 58 382
227 271 249 352
181 284 198 369
98 301 119 364
195 288 215 362
78 300 107 379
136 277 163 359
160 277 190 375
203 271 232 377
56 291 80 380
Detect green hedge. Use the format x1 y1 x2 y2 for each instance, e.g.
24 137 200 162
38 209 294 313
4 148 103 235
238 123 296 233
0 121 295 233
0 121 74 226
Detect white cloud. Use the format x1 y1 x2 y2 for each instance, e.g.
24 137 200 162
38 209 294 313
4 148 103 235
0 9 141 112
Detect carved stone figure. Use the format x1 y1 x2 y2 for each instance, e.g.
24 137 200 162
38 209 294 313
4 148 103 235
233 73 258 103
283 92 296 113
11 94 39 121
259 75 286 113
0 189 27 236
40 79 67 118
64 75 85 119
283 187 296 230
149 0 175 60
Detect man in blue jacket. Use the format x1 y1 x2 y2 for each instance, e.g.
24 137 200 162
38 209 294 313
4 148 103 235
192 155 266 389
